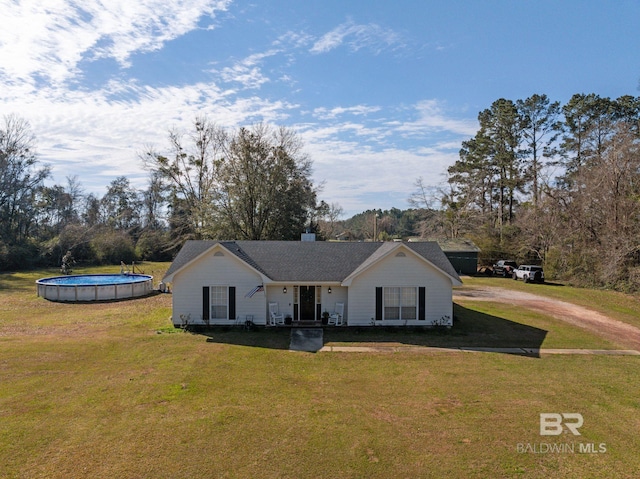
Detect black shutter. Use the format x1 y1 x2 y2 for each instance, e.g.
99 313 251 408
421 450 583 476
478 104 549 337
228 287 236 320
202 286 210 322
375 287 383 321
418 287 426 320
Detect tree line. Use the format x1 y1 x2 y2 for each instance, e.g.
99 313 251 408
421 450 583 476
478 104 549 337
0 117 325 271
331 93 640 292
4 93 640 292
0 109 436 271
428 93 640 291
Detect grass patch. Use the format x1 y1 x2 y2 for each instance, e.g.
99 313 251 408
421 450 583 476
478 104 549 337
0 264 639 478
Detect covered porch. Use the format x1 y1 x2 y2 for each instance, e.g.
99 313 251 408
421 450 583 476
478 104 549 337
264 283 346 326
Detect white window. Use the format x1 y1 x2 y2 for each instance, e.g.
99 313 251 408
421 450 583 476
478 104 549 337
383 287 417 321
401 287 417 319
210 286 228 320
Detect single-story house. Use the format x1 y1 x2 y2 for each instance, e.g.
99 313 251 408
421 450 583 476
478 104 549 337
162 240 462 328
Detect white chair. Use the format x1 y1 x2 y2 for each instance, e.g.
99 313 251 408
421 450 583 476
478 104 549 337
269 302 284 326
328 303 344 326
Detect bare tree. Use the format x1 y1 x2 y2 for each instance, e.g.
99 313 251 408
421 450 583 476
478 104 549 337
317 202 344 239
548 124 640 288
408 176 435 210
408 177 450 239
0 114 50 244
141 171 166 230
141 116 224 239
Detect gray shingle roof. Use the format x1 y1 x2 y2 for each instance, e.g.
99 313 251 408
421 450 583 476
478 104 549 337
163 240 461 283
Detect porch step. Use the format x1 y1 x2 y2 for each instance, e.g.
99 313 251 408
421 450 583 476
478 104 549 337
292 320 322 327
289 327 324 352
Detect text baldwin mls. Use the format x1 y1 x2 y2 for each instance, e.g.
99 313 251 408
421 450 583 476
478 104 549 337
517 413 607 454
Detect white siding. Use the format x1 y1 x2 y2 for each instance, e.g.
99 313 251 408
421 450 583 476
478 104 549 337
323 286 347 323
170 247 266 326
347 249 453 326
266 286 293 319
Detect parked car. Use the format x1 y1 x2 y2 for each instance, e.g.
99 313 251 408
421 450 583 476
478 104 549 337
493 260 518 277
512 265 544 283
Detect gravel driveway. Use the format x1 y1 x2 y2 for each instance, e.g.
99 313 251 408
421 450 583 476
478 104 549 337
454 286 640 351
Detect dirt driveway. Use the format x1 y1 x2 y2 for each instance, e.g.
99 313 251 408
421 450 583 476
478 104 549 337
454 286 640 351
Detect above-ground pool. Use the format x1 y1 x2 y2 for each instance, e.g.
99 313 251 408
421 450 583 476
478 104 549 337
36 274 154 302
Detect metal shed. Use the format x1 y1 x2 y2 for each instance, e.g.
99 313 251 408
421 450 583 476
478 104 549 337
407 238 480 276
436 239 480 275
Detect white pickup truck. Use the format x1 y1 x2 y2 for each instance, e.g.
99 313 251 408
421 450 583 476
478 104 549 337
512 265 544 283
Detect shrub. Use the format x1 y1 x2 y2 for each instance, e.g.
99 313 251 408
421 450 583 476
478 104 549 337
0 239 40 271
90 229 136 265
135 230 173 262
39 224 97 267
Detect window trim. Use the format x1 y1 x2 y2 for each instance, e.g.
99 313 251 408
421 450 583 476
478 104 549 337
380 286 418 321
203 285 236 322
210 285 229 320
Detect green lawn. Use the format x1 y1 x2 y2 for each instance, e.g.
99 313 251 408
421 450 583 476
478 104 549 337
1 265 639 478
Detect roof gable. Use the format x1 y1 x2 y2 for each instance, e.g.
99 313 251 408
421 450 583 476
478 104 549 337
342 242 462 286
404 242 462 282
341 242 398 283
162 241 269 282
164 240 461 284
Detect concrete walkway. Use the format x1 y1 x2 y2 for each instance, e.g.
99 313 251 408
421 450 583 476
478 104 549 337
318 345 640 355
287 324 640 356
289 328 324 352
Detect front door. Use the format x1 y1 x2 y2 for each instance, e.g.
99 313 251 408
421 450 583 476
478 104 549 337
299 286 316 320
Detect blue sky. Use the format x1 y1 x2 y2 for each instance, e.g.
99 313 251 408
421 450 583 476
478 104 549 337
1 0 639 216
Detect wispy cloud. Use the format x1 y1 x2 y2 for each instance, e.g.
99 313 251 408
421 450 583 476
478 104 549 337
0 3 477 216
301 131 458 214
274 30 314 50
218 50 279 89
0 0 231 86
313 105 381 120
0 80 295 192
310 21 403 55
297 101 474 214
397 100 478 137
